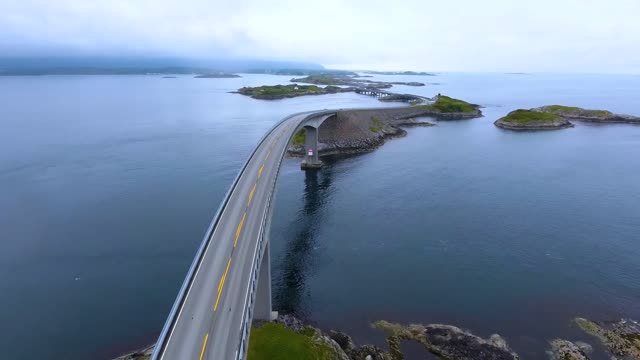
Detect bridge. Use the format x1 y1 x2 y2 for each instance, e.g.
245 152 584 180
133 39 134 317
151 110 337 360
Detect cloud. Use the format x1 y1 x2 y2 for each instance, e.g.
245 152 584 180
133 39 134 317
1 0 640 72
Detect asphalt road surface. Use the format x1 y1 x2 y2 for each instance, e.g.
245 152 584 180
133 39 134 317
158 112 313 360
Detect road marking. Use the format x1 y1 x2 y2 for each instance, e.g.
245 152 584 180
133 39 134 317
157 114 314 358
199 333 209 360
258 164 264 177
247 183 257 207
265 149 271 160
214 258 232 311
234 212 246 247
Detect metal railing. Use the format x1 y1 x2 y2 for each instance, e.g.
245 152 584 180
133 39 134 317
233 110 336 360
151 110 336 360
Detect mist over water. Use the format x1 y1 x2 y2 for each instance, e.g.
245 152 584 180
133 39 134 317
1 73 639 359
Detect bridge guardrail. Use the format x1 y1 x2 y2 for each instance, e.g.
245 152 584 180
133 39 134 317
233 110 337 360
151 111 313 360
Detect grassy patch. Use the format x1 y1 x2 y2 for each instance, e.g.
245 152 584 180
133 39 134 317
247 323 335 360
371 117 384 127
370 117 384 132
425 95 476 113
301 326 317 337
541 105 611 117
574 318 602 335
292 129 306 146
500 109 562 123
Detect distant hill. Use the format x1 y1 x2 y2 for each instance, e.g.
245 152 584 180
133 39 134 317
0 56 329 75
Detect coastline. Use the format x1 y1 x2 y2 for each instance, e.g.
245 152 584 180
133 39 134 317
286 102 482 157
113 315 640 360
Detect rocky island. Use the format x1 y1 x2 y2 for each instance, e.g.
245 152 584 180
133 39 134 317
234 84 351 100
494 109 574 130
495 105 640 130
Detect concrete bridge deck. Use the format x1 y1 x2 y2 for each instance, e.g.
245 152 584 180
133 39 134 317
152 110 335 360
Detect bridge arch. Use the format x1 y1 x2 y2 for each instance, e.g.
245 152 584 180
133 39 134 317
297 113 336 169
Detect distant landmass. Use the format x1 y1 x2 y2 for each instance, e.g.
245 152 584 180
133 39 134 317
246 69 357 76
194 73 241 78
0 56 327 76
362 70 436 76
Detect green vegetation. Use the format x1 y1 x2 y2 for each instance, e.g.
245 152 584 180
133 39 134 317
369 117 383 132
540 105 611 117
237 84 324 97
247 323 336 360
292 129 306 146
301 326 317 337
425 95 476 113
500 109 562 123
574 318 601 335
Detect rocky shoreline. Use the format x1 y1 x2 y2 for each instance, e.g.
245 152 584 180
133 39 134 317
494 121 574 131
494 109 574 131
287 95 481 157
111 315 640 360
495 105 640 131
535 105 640 124
263 315 640 360
288 116 435 157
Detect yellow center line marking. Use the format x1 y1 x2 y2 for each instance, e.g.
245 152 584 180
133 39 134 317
258 164 264 177
217 271 224 293
234 212 246 247
214 258 232 311
247 183 257 207
199 333 209 360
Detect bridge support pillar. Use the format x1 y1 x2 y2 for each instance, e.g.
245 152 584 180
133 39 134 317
301 126 322 170
254 241 276 321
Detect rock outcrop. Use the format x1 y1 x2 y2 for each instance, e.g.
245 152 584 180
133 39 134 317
372 320 520 360
535 105 640 124
575 317 640 359
548 339 590 360
495 105 640 131
494 109 574 131
275 315 390 360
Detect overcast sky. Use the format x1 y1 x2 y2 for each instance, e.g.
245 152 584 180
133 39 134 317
2 0 640 73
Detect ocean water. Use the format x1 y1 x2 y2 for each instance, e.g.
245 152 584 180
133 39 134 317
0 73 639 359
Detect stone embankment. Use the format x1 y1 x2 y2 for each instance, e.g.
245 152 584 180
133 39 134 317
288 101 482 156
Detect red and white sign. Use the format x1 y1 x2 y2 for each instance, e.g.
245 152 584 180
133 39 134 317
307 148 314 156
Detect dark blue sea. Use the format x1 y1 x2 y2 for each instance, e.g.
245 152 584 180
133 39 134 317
1 73 639 359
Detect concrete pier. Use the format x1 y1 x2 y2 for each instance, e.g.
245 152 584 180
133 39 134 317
300 125 323 169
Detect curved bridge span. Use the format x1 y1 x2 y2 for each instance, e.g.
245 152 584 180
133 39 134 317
152 110 337 360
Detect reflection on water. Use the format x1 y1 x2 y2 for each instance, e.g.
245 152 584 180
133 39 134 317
273 164 335 319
